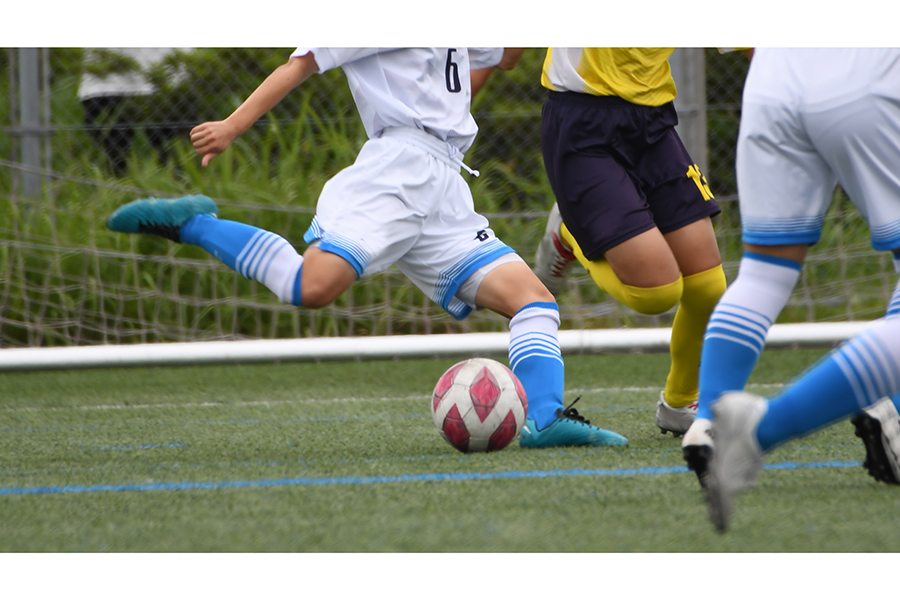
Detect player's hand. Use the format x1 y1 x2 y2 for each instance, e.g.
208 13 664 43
190 121 238 167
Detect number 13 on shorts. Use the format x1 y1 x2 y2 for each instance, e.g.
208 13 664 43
687 164 714 200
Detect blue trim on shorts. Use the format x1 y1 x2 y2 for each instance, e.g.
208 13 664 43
870 221 900 251
744 251 803 271
303 217 323 245
436 240 516 320
316 240 367 278
742 231 821 247
742 214 825 248
303 218 370 278
872 234 900 252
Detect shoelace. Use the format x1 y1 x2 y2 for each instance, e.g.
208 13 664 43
556 396 591 425
138 222 182 243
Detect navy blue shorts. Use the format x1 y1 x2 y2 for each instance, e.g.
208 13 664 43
541 91 721 260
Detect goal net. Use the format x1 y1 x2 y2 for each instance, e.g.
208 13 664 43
2 48 896 364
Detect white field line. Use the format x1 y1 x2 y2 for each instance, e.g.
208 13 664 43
1 383 785 413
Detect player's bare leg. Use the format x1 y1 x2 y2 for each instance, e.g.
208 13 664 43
299 247 357 308
603 227 681 288
475 261 554 318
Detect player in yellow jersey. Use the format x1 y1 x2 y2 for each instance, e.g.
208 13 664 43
533 48 727 442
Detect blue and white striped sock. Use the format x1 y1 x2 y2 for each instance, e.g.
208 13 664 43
884 253 900 410
886 253 900 318
508 302 564 430
756 318 900 450
696 252 802 421
181 214 304 306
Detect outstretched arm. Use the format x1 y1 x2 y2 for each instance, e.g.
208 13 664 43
190 51 320 167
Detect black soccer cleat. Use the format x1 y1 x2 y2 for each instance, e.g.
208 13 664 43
851 400 900 485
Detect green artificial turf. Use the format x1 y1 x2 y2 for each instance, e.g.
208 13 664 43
2 348 899 552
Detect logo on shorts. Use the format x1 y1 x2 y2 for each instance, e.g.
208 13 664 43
475 230 490 242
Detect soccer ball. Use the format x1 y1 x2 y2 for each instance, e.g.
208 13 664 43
431 358 528 453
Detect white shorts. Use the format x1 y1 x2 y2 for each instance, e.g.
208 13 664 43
737 52 900 251
303 127 518 319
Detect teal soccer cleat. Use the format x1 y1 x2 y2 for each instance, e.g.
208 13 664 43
520 397 629 448
106 194 218 242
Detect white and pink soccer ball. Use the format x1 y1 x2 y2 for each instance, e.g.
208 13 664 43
431 358 528 453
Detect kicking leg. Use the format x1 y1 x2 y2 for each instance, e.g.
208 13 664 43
107 195 355 307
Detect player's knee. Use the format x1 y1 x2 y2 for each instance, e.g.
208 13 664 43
297 248 357 308
681 265 727 311
531 284 556 304
621 277 683 315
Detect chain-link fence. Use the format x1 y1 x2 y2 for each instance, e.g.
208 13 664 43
2 48 893 348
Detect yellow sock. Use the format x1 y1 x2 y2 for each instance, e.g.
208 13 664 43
560 224 682 315
663 265 727 407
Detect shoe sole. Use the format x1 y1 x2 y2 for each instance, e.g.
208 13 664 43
682 443 712 489
705 469 731 533
851 412 900 485
659 426 686 438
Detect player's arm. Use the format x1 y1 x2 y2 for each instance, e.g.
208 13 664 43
471 48 525 99
497 47 525 70
471 67 494 97
190 52 320 167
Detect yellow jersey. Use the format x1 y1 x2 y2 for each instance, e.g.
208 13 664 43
541 48 677 106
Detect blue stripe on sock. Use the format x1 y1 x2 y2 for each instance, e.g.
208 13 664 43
717 303 774 327
509 340 561 358
705 325 765 354
249 235 282 280
258 239 289 284
291 266 303 306
239 232 269 278
517 301 559 313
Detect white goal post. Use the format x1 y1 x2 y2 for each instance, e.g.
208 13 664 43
0 322 873 372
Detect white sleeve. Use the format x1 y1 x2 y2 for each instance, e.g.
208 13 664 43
292 48 395 73
467 47 504 70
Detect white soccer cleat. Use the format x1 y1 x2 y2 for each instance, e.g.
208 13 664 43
533 203 576 296
682 417 714 488
851 397 900 485
705 392 768 532
655 390 697 437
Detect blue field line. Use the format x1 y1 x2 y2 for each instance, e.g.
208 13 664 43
0 460 863 497
96 442 188 451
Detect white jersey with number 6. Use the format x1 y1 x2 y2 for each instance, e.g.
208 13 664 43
293 47 519 319
293 47 503 153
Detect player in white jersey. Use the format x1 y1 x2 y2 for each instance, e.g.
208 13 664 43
692 48 900 530
106 47 628 449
